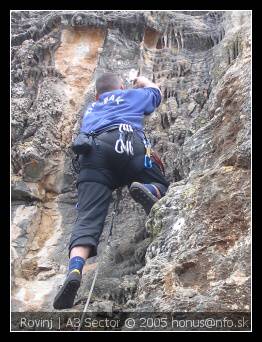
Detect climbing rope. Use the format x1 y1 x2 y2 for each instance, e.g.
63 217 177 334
77 188 122 331
107 188 122 244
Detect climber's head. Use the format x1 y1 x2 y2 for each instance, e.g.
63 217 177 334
95 72 124 99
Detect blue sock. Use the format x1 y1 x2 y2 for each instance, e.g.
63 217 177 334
143 184 161 198
68 256 85 274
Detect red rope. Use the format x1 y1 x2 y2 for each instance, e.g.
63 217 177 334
151 150 165 175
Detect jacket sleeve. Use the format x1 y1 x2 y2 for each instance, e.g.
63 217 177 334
140 87 162 115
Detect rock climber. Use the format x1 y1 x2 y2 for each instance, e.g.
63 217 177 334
53 72 170 309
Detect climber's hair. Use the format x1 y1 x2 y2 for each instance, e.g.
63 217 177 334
96 72 122 95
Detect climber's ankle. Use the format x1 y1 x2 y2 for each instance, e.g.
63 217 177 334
68 256 85 275
70 245 90 259
68 246 91 275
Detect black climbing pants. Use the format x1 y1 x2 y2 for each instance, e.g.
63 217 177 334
69 129 169 258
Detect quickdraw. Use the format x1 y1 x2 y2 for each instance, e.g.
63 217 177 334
114 124 134 156
143 137 152 168
143 134 165 174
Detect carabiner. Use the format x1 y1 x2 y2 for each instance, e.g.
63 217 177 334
144 154 152 168
128 140 134 156
115 139 124 153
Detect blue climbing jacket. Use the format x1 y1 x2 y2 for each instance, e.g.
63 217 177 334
80 87 161 134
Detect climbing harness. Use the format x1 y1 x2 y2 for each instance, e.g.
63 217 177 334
78 188 122 331
114 123 134 156
72 129 165 178
71 124 135 174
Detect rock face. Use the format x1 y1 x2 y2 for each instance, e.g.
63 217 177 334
11 11 251 313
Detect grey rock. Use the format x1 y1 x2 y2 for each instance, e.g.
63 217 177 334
11 10 251 315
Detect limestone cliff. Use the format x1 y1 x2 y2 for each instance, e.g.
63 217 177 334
11 10 251 313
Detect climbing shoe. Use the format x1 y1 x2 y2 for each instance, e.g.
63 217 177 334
53 270 82 310
129 182 161 215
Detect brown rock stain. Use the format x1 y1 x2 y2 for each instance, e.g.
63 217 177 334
54 27 106 144
163 267 177 296
21 258 39 280
143 28 160 49
18 203 60 281
83 262 97 274
195 170 250 252
211 73 248 161
55 27 105 98
32 206 57 249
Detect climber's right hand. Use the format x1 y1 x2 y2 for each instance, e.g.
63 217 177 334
133 76 159 90
133 76 151 88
